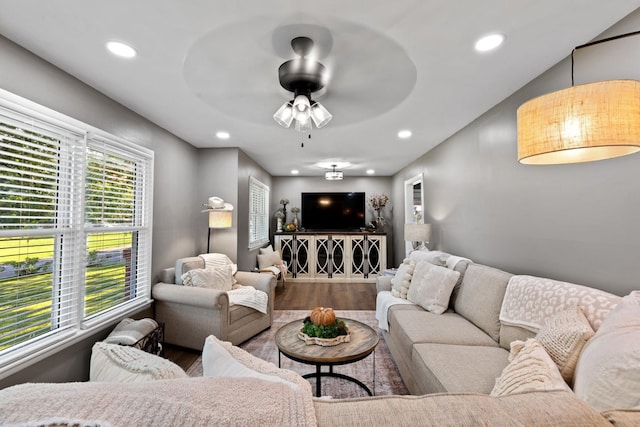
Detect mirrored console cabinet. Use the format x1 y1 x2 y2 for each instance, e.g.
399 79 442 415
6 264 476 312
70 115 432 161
274 232 386 282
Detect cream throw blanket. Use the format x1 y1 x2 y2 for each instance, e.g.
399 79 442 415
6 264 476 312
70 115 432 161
0 377 316 427
199 253 269 313
499 275 620 332
376 291 414 331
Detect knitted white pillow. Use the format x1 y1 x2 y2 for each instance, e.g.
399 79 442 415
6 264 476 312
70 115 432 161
535 305 594 384
90 342 187 383
407 261 460 314
390 258 415 299
181 265 234 291
491 338 571 397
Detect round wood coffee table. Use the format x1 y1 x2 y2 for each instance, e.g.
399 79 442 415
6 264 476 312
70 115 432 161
275 318 379 397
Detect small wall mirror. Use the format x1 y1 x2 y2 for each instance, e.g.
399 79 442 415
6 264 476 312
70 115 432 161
404 173 424 256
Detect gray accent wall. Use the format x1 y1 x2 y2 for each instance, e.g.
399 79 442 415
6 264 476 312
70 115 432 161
0 35 200 386
391 12 640 296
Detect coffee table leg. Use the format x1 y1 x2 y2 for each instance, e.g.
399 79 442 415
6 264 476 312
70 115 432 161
316 364 322 397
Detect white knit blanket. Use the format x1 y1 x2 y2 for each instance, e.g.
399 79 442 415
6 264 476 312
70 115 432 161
499 275 620 332
228 285 269 314
0 377 316 427
375 291 415 331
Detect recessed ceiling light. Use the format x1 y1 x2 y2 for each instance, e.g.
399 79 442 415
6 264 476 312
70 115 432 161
475 33 505 52
398 130 412 139
106 41 137 58
366 169 375 175
291 169 299 175
216 131 230 139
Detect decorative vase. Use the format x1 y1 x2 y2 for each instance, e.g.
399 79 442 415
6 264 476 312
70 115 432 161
292 212 299 228
277 217 283 232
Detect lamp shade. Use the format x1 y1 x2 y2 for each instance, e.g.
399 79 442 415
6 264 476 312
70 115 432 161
273 101 294 128
293 94 311 121
517 80 640 164
310 102 332 128
404 223 431 243
209 210 232 228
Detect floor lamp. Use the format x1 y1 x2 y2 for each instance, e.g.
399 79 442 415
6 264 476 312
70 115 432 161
202 197 233 253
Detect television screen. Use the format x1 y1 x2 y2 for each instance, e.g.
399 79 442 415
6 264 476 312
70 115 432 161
301 192 366 231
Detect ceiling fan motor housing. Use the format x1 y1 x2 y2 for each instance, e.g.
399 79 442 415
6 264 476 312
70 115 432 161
278 36 327 95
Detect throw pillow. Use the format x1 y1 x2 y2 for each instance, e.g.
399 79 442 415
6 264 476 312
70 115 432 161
534 305 594 384
202 335 305 389
407 260 460 314
490 338 571 397
257 251 283 270
259 245 274 254
573 291 640 411
181 265 234 291
408 249 450 267
390 258 415 299
90 342 187 383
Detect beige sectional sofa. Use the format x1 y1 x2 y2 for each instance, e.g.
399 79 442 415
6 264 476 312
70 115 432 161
375 249 640 418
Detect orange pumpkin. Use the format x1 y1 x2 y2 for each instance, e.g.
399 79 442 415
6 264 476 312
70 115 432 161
310 307 336 326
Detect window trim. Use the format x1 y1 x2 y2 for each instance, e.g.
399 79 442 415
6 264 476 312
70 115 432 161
248 176 270 250
0 88 154 379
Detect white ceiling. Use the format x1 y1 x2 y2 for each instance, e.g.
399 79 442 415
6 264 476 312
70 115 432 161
0 1 638 177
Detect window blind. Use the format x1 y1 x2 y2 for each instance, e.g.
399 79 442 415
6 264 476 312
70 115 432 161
0 94 153 366
248 176 269 249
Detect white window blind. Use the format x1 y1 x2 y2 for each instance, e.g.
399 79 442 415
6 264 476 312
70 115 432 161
248 176 269 249
0 93 153 366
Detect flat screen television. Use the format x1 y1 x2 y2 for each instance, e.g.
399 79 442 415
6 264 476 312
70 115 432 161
301 192 366 231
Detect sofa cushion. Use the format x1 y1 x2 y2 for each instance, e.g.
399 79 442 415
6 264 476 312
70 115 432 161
390 258 415 299
257 251 282 269
90 342 187 383
407 261 460 314
313 390 610 427
454 263 512 342
534 305 594 384
412 343 509 394
491 338 571 397
573 291 640 411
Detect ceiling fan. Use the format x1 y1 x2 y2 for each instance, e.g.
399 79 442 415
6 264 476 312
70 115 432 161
273 36 332 132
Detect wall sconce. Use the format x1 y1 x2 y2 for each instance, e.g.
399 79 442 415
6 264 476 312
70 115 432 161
517 31 640 165
404 223 431 251
202 196 233 253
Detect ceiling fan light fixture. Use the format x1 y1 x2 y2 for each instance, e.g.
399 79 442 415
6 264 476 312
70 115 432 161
273 101 294 128
295 116 312 133
293 94 311 121
310 102 332 128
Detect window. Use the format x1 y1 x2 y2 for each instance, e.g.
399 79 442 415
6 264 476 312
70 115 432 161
248 176 269 249
0 92 153 369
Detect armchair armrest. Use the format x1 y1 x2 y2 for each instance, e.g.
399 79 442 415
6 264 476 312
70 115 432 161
235 271 276 295
152 282 229 309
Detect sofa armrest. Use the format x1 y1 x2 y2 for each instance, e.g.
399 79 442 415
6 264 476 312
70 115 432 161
160 267 176 284
152 282 228 309
376 276 393 293
235 271 276 295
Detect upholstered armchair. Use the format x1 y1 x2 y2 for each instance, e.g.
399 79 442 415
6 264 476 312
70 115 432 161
152 256 276 350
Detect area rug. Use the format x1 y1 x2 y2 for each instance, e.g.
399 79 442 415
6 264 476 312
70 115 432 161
186 310 409 398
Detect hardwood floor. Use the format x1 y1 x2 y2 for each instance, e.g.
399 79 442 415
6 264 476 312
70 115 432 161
275 281 377 310
164 281 377 370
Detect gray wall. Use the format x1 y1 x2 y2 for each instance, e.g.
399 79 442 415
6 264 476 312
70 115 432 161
0 36 200 387
271 176 394 265
391 12 640 296
237 150 273 271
